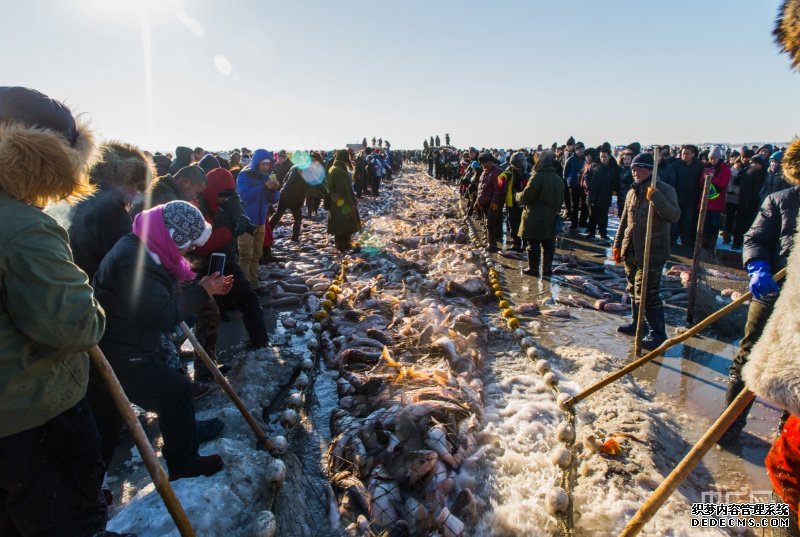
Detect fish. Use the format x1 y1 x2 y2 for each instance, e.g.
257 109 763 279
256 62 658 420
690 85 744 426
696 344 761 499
542 308 573 318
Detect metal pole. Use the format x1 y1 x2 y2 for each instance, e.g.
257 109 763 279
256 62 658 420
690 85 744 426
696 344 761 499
634 152 660 355
88 347 196 537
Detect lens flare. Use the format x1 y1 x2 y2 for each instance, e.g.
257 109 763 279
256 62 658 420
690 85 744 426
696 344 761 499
301 161 326 186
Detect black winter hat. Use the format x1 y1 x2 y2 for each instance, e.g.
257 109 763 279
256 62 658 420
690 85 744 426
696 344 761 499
0 86 79 146
198 154 220 173
751 155 768 168
631 153 654 169
477 152 498 164
566 136 576 146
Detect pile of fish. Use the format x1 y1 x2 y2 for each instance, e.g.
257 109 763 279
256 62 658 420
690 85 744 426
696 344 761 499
310 172 500 536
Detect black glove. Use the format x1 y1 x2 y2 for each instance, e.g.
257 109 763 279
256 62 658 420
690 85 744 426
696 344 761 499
234 214 257 236
214 210 234 232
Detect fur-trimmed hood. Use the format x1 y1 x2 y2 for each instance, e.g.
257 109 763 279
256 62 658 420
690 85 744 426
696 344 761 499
0 87 98 207
89 141 153 192
743 225 800 415
780 138 800 186
775 0 800 70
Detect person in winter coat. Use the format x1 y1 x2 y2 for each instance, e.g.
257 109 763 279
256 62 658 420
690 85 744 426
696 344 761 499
273 150 293 185
0 86 136 537
612 153 681 350
236 149 279 288
153 153 171 177
733 154 768 249
169 145 193 174
132 165 208 215
617 150 634 218
499 152 529 251
326 149 361 252
69 142 153 282
718 139 800 447
93 201 231 481
584 147 619 240
474 152 504 252
671 145 703 247
516 151 564 277
270 151 325 241
565 142 588 229
723 154 744 246
761 151 790 202
699 146 731 250
196 168 270 349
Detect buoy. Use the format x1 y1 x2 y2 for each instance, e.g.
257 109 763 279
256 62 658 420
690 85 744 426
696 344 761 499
501 308 515 318
506 318 519 331
513 328 525 340
280 408 299 429
314 310 328 321
557 392 572 410
543 371 559 387
301 357 314 370
520 336 535 348
556 421 575 444
248 510 277 537
268 435 287 454
534 359 550 374
287 392 304 409
320 299 333 310
306 339 319 351
264 459 287 486
498 300 510 309
545 487 569 516
551 446 572 469
526 346 538 360
295 372 310 389
312 322 322 332
324 291 337 301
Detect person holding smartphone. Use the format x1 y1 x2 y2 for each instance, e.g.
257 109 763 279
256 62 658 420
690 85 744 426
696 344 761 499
92 201 233 481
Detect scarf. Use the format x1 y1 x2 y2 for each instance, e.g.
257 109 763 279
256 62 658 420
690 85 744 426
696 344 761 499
132 206 197 282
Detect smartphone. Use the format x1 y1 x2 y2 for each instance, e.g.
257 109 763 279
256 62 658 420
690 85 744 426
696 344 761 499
208 253 226 276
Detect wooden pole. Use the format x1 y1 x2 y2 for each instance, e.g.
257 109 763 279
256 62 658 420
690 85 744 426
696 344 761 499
618 388 757 537
566 267 786 407
88 347 196 537
686 170 715 325
634 152 660 355
178 322 281 454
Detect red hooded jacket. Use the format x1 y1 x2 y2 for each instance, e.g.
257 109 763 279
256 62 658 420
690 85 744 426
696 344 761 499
195 168 235 257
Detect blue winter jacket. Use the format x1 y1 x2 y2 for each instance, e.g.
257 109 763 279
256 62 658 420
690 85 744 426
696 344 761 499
236 149 279 225
564 153 584 188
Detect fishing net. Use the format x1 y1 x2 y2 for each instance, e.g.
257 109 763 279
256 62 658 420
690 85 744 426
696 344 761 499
688 244 749 337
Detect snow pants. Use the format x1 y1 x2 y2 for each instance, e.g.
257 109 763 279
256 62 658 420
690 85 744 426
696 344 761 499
237 225 265 286
624 259 665 309
0 398 107 537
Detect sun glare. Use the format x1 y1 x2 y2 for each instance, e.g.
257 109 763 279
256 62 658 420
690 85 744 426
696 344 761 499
82 0 183 20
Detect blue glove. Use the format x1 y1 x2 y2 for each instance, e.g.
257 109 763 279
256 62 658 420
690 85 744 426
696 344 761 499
746 260 779 299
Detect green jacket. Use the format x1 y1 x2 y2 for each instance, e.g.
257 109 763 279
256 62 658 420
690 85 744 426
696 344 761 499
326 160 361 236
515 166 565 240
0 193 105 437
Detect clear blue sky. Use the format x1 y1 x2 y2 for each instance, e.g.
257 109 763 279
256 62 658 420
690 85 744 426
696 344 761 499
2 0 798 151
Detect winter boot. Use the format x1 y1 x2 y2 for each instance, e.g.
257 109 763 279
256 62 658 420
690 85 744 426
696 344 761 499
522 248 540 277
617 304 644 335
717 377 754 447
196 418 225 443
169 454 224 481
542 247 555 277
641 306 667 351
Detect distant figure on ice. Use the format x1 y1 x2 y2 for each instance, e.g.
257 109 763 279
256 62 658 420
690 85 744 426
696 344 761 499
445 133 450 146
435 135 441 147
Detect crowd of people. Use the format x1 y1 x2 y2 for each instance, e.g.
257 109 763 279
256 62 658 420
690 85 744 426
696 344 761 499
0 86 406 537
2 81 799 536
425 135 800 529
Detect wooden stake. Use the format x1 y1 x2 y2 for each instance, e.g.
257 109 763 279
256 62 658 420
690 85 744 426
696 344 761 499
686 170 715 325
566 267 786 407
88 346 196 537
634 151 660 355
618 388 757 537
178 322 281 454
